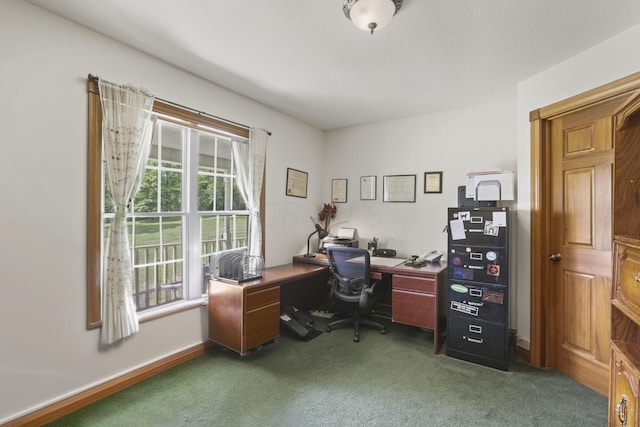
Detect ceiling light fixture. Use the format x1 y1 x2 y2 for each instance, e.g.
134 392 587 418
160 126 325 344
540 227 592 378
343 0 403 35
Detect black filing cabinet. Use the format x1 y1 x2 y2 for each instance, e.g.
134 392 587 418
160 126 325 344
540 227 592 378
446 207 510 371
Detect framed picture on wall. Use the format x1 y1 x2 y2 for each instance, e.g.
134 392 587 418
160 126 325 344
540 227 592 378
360 176 376 200
424 171 443 194
383 174 416 202
332 178 348 203
286 167 308 198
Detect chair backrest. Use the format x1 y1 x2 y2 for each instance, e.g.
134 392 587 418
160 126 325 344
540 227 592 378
326 246 371 284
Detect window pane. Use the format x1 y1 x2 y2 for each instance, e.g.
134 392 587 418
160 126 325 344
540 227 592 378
198 174 215 211
199 133 216 169
233 180 247 210
151 122 183 169
133 217 160 264
134 166 158 213
160 170 182 212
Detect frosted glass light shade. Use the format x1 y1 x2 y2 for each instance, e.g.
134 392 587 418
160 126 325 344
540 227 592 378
345 0 399 34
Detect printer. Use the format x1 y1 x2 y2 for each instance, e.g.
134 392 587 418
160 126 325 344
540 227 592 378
319 227 359 253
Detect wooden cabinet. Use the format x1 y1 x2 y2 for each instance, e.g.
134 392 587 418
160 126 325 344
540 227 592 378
207 263 327 356
611 237 640 426
208 278 280 356
609 99 640 424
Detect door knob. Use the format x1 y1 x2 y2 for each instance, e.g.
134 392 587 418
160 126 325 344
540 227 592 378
548 253 562 262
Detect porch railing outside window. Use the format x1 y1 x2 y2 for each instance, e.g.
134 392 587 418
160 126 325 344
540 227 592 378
131 235 248 311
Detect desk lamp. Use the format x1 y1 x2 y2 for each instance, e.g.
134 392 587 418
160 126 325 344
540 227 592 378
305 223 329 257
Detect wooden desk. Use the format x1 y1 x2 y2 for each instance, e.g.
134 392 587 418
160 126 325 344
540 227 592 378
208 256 447 355
293 255 448 354
208 263 327 356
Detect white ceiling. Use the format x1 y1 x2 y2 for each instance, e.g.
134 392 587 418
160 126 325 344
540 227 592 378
25 0 640 130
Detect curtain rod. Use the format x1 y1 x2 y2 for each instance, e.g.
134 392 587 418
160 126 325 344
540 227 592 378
89 74 271 136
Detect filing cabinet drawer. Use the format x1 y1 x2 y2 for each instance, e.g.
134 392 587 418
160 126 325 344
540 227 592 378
448 280 507 323
393 274 436 293
615 241 640 317
448 245 508 285
245 286 279 311
447 314 508 362
447 208 508 247
392 289 435 329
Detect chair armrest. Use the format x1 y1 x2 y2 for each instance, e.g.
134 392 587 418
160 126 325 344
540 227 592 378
359 280 379 308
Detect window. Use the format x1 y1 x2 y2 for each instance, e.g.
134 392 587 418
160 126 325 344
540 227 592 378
87 78 263 328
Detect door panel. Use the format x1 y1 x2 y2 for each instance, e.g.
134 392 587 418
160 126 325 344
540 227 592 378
549 113 613 395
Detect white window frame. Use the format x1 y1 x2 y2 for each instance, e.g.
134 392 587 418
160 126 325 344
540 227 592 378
87 77 259 329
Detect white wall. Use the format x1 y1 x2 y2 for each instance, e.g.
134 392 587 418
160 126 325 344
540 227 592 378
324 99 518 319
515 22 640 347
0 0 324 422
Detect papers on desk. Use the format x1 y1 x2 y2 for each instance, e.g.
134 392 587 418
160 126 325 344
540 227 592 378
345 256 405 267
369 257 406 267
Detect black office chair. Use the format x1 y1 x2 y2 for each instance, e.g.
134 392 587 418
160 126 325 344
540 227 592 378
325 246 387 342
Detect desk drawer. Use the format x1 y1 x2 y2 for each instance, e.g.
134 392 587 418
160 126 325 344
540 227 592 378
392 289 435 329
246 286 279 311
393 274 435 293
244 301 280 352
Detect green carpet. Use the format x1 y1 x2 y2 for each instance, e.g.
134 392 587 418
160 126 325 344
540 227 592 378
47 317 607 426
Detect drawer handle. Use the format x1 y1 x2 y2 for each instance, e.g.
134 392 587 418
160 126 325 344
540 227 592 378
468 301 484 307
635 273 640 283
468 325 482 334
616 395 628 426
467 337 484 344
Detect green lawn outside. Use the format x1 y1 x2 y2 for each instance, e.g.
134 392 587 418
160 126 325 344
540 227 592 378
128 215 248 247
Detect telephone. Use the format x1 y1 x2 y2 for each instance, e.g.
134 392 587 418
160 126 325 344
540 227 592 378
405 250 443 267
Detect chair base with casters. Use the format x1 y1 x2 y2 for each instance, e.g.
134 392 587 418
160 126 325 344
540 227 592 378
325 307 386 342
325 246 388 342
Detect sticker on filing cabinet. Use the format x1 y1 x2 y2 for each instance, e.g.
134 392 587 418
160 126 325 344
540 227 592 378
487 264 500 276
450 284 468 293
486 251 497 261
484 221 499 236
493 211 507 227
483 290 504 304
453 267 474 280
451 301 479 316
458 211 471 221
450 219 466 240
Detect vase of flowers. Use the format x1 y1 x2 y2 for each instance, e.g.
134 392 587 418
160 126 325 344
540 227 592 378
318 202 337 234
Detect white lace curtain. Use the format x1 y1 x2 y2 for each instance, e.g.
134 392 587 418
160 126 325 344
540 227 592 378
99 79 155 345
232 128 268 257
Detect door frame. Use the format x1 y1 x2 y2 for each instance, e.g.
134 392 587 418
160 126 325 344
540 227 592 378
529 71 640 367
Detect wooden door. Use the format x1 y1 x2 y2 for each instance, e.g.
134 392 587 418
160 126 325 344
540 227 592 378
547 106 614 395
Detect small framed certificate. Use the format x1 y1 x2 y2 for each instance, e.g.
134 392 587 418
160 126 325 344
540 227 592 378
424 171 443 194
286 168 308 198
332 179 348 203
360 176 376 200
